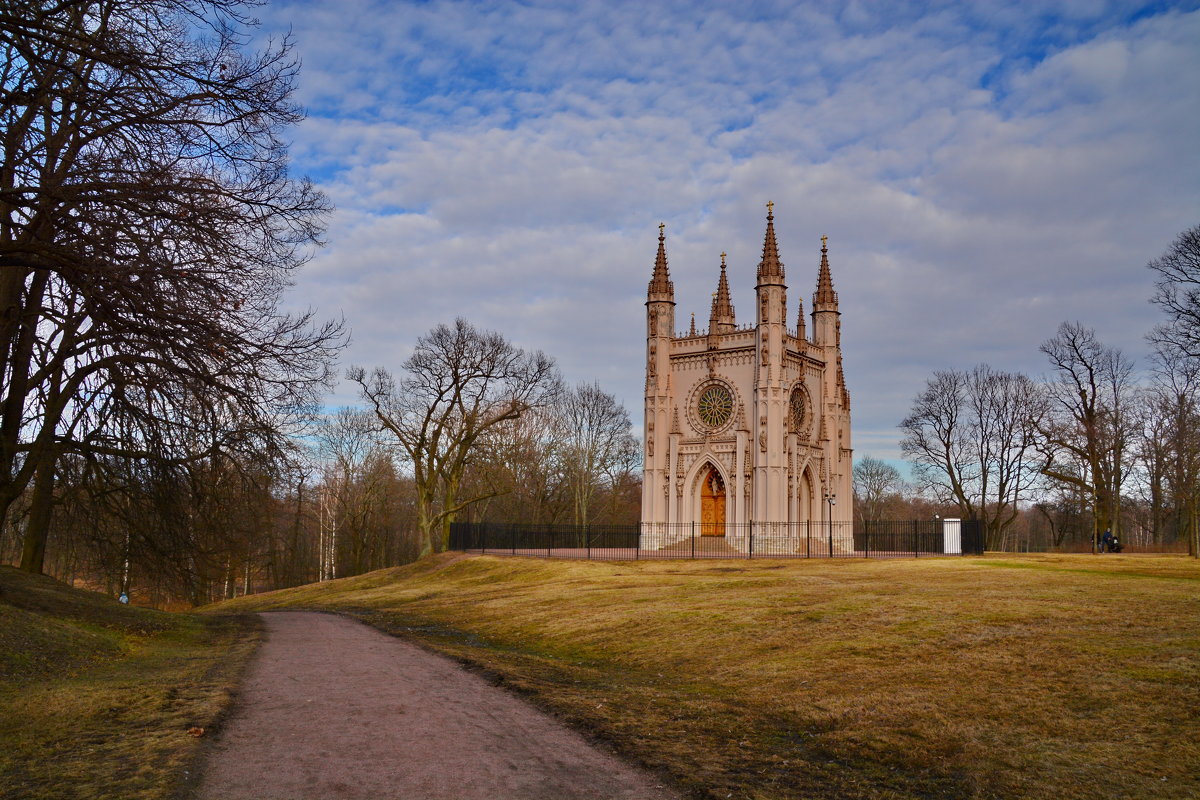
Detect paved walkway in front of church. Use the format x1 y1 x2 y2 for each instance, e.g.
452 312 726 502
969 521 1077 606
196 611 680 800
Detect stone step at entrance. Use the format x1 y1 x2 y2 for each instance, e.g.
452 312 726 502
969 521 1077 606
656 536 741 556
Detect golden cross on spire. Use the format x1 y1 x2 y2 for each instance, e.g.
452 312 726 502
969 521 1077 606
658 222 665 235
766 200 774 214
720 251 727 267
821 234 828 248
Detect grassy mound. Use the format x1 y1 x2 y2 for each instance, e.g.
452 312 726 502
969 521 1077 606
0 566 258 800
212 553 1200 800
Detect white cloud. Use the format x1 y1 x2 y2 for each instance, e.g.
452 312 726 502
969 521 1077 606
262 0 1200 461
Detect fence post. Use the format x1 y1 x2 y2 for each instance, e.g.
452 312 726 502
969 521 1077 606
749 521 753 560
548 527 554 558
691 521 695 559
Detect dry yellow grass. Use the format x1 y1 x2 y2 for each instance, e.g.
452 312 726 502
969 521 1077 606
0 567 260 800
212 554 1200 800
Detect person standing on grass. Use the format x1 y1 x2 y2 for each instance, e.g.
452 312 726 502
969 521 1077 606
1101 529 1114 553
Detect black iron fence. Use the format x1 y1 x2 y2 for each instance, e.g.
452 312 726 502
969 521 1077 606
449 519 984 560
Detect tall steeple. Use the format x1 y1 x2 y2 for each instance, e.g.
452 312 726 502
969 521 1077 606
756 201 785 284
643 223 675 526
710 252 736 332
811 235 840 347
648 222 674 299
813 234 837 310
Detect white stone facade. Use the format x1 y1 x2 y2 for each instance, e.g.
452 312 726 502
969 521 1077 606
641 209 852 539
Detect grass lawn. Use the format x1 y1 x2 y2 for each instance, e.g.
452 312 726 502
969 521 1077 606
211 553 1200 800
0 566 259 800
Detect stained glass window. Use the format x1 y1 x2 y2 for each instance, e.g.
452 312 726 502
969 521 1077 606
790 389 806 429
697 385 733 428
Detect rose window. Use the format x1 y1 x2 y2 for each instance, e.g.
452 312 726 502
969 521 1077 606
697 385 733 429
790 389 806 430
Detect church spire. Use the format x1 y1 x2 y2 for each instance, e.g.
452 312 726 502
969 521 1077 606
710 252 736 332
648 222 674 298
756 201 785 284
813 234 838 310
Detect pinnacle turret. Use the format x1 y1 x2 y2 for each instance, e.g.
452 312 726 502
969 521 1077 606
756 202 785 284
648 222 674 298
813 235 838 310
710 252 736 332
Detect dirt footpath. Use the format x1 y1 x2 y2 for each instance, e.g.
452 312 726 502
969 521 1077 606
196 611 680 800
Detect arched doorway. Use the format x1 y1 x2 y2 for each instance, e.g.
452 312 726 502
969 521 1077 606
700 466 726 536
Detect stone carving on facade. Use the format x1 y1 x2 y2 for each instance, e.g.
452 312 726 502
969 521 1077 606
758 415 767 453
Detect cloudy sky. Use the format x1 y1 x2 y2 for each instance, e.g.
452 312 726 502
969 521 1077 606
256 0 1200 463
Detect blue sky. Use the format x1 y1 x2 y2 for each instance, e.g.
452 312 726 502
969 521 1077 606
257 0 1200 462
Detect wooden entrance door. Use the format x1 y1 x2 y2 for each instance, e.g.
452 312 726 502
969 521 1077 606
700 467 726 536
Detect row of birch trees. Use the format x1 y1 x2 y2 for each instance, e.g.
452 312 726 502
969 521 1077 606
0 317 640 603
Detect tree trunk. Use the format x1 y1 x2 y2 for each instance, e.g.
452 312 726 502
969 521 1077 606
19 457 56 574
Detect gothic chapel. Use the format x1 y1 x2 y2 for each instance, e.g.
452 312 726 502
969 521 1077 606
641 206 852 544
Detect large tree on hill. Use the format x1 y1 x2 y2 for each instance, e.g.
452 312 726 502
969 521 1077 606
0 0 342 573
350 319 561 557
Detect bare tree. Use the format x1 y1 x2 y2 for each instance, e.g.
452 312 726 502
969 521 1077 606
0 0 342 573
1139 342 1200 556
1037 322 1136 551
901 364 1045 549
350 319 560 556
559 382 637 527
312 408 418 577
1148 223 1200 357
461 407 571 525
1145 225 1200 558
852 456 905 524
